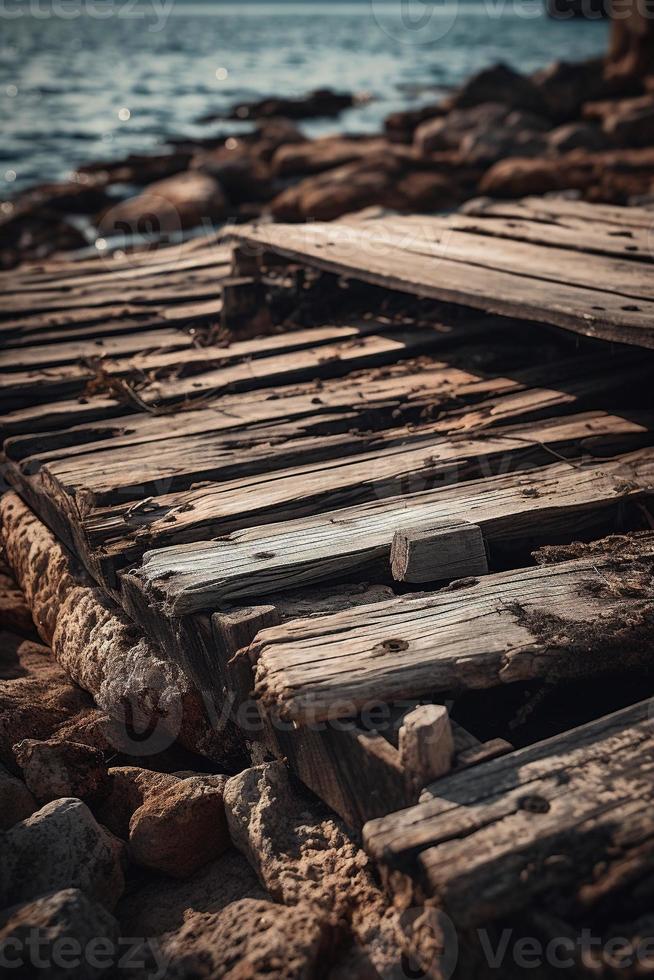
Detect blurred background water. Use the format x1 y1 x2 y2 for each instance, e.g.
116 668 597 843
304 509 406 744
1 0 609 192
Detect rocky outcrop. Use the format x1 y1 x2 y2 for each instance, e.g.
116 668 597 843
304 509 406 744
97 171 228 235
272 136 389 177
547 121 611 154
164 897 334 979
76 150 193 186
0 888 119 980
0 798 125 910
0 494 241 767
224 763 403 978
451 63 549 115
191 148 273 203
479 146 654 202
271 152 463 221
479 155 593 197
216 87 357 122
602 96 654 148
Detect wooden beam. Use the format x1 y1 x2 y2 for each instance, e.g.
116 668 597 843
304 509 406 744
245 532 654 725
364 699 654 927
390 520 488 583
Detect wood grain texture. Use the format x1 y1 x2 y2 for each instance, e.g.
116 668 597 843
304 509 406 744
246 527 654 723
121 446 654 615
390 520 488 583
364 699 654 927
232 202 654 347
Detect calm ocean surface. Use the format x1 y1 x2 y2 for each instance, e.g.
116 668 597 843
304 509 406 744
2 0 609 192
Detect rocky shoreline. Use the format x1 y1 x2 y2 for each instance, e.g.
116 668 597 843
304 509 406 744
3 57 654 270
0 493 405 979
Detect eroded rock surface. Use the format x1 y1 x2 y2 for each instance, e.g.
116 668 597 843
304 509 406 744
13 738 111 805
164 897 334 980
0 494 238 766
0 798 125 910
224 762 403 977
0 888 119 980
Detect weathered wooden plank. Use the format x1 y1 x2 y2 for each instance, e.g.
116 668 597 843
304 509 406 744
338 214 654 299
0 273 226 320
86 414 652 583
0 297 224 345
232 219 654 347
121 447 654 616
390 520 489 583
18 371 640 518
0 262 230 314
2 320 386 373
1 327 197 372
245 527 654 724
466 195 654 230
364 698 654 927
0 236 229 292
398 704 455 792
1 319 413 407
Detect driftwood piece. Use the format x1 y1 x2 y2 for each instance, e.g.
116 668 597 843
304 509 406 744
391 520 488 583
364 699 654 928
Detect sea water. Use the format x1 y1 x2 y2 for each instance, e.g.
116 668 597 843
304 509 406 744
1 0 609 191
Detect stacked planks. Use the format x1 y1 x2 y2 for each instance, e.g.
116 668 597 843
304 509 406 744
2 199 654 881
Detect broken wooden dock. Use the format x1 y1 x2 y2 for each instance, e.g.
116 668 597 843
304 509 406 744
2 197 654 952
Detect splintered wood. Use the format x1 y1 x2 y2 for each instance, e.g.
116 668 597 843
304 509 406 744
2 195 654 892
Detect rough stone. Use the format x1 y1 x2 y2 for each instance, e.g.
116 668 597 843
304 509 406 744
0 559 35 637
13 738 110 804
414 102 510 154
0 762 37 829
97 172 228 235
224 763 402 977
460 128 547 165
221 87 356 122
603 99 654 148
452 63 548 115
532 57 620 120
76 150 192 186
548 122 612 154
0 494 238 767
479 155 594 197
385 98 452 141
0 632 100 768
0 888 119 980
0 798 125 910
0 494 77 646
163 897 335 980
128 774 229 878
191 149 273 203
272 136 389 177
94 765 181 839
